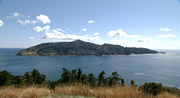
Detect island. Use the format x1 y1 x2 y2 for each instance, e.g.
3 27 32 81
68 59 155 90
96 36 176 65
16 40 158 56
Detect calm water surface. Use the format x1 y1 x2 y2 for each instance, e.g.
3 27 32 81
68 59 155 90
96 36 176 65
0 48 180 88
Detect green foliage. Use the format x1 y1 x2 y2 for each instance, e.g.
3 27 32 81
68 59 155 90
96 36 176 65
130 80 134 86
60 68 71 83
164 86 180 97
70 69 77 82
109 71 121 86
121 78 124 86
139 82 163 96
77 68 82 82
88 73 96 87
98 71 105 86
81 74 88 84
31 69 46 84
24 72 33 85
0 70 22 86
49 81 58 90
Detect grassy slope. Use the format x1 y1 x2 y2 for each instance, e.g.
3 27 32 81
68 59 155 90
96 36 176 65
0 85 179 98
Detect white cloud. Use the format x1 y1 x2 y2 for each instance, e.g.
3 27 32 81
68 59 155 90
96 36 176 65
0 20 4 27
7 12 51 25
18 19 31 25
28 37 35 40
160 28 170 31
88 20 95 24
43 32 99 41
6 12 29 19
33 25 50 32
52 29 64 35
13 12 20 17
107 29 140 38
55 28 64 32
36 14 51 24
82 28 87 31
93 32 99 36
155 34 176 38
137 38 154 42
32 20 38 24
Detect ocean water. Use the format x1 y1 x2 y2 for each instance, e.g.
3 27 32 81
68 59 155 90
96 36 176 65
0 48 180 88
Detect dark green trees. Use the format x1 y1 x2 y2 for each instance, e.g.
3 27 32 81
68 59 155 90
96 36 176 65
30 69 46 84
98 71 105 86
77 68 82 82
109 71 121 86
60 68 71 83
0 68 128 89
139 82 163 96
88 73 96 87
130 80 134 86
0 70 22 86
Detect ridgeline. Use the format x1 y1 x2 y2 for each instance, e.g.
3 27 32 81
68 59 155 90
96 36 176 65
17 40 158 56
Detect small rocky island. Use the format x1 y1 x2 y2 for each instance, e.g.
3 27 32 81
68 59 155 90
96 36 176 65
17 40 158 56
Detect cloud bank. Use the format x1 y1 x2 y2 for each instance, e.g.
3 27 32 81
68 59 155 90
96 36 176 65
33 25 99 41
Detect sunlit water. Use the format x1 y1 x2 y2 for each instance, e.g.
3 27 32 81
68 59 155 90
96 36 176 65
0 48 180 88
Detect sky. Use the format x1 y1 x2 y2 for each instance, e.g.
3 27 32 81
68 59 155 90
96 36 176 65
0 0 179 49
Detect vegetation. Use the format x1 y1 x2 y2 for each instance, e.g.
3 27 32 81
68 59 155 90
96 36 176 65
16 40 158 56
0 68 179 98
139 82 163 96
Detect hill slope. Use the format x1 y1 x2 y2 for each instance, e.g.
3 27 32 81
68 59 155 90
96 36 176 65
17 40 158 56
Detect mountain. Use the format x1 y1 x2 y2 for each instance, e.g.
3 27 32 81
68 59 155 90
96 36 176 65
16 40 158 56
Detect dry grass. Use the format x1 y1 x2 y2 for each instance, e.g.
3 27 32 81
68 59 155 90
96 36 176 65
55 85 152 98
0 85 179 98
157 92 179 98
0 86 51 98
55 84 180 98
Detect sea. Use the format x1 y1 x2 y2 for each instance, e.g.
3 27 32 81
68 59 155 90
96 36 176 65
0 48 180 88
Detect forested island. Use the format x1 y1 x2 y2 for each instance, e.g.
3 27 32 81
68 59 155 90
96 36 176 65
17 40 158 56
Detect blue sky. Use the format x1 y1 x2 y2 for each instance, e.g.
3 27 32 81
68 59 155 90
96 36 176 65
0 0 179 49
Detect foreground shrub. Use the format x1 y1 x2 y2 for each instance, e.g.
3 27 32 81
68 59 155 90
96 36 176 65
139 82 163 96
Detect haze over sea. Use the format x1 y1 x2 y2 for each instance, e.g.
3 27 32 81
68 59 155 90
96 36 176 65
0 48 180 88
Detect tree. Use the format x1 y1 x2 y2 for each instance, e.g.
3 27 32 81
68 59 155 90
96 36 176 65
88 73 96 87
81 74 88 84
109 71 121 86
98 71 105 86
139 82 163 96
70 69 77 83
0 70 22 86
121 78 124 86
130 80 134 86
77 68 82 82
0 70 13 86
31 69 46 84
60 68 70 83
24 72 33 85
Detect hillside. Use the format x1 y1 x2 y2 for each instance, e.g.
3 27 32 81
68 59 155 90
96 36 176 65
16 40 158 56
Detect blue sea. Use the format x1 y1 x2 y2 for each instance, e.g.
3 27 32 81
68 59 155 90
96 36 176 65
0 48 180 88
